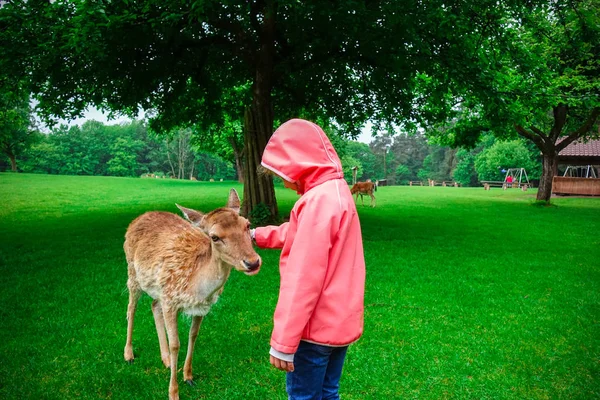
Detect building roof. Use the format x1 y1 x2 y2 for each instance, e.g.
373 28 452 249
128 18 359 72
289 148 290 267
559 139 600 157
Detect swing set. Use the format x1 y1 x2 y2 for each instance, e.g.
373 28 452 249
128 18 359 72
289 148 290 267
503 168 530 188
562 165 598 179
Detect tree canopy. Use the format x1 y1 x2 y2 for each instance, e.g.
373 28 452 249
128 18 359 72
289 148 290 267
1 0 530 216
421 0 600 200
2 0 597 205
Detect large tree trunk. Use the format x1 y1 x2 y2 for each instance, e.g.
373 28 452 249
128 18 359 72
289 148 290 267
537 150 558 201
241 1 278 221
242 106 278 219
9 153 17 171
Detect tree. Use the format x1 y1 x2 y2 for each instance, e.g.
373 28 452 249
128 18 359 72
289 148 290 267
340 155 362 185
19 135 61 174
453 149 478 187
395 164 411 185
107 137 144 177
419 0 600 201
0 89 36 171
195 152 236 181
49 125 98 175
345 141 377 181
474 140 541 182
417 155 433 182
389 133 429 182
2 0 521 218
417 144 456 182
370 135 392 180
196 115 245 183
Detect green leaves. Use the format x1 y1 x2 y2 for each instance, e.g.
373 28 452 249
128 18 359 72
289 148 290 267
474 140 541 181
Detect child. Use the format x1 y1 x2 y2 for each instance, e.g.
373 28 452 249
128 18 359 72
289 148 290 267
252 119 366 399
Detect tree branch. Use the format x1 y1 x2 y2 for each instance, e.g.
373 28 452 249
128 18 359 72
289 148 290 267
514 124 544 149
556 107 600 151
550 104 568 141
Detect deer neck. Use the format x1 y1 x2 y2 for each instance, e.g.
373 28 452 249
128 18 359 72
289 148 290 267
189 243 232 302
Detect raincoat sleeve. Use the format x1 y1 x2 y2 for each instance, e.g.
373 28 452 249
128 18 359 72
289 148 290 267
270 197 337 354
254 222 290 249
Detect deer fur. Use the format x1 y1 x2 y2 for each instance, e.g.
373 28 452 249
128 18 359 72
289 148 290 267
350 181 377 207
123 189 261 400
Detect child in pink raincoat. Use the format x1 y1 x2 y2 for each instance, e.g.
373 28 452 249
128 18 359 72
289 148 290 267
252 119 366 399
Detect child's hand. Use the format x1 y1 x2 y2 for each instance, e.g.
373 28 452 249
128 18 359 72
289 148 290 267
270 355 294 372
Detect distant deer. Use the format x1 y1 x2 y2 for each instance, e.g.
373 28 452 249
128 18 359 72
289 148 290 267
123 189 261 400
350 181 377 207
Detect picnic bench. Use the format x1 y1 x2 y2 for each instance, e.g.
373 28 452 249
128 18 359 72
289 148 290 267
481 180 506 190
481 181 530 191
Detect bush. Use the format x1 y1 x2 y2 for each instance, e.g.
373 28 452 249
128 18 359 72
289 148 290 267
248 202 272 228
474 140 541 182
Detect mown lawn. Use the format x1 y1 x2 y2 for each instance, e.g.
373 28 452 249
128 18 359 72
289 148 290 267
0 173 598 399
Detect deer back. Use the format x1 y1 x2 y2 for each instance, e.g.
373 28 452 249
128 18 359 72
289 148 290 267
351 181 375 194
124 211 214 303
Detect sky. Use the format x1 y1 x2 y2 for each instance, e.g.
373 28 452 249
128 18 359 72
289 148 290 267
52 107 140 128
49 106 374 144
356 131 374 144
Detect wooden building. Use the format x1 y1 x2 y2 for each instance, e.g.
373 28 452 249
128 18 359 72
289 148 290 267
554 139 600 196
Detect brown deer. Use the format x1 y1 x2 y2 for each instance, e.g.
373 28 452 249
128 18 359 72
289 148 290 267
123 189 261 400
350 181 377 207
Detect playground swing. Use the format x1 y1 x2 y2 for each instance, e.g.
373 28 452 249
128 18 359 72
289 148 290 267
563 165 598 179
503 168 530 188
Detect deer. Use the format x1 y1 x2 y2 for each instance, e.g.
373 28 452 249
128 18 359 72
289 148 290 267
123 188 261 400
350 181 377 207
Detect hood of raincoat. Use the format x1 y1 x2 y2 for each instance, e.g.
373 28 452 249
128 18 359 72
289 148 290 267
261 119 344 194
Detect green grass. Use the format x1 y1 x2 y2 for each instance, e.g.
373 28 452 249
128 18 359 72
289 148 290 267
1 173 599 399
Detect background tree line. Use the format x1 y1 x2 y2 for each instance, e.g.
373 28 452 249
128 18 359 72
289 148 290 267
1 120 236 181
340 132 541 187
1 114 542 187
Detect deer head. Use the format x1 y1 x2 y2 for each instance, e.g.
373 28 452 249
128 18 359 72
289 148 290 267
176 189 261 275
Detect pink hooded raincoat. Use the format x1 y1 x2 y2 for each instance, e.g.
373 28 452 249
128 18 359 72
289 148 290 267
254 119 366 356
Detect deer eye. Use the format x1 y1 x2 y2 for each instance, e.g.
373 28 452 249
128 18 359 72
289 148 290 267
210 235 220 242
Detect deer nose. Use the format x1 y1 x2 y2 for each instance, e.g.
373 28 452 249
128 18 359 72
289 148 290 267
243 259 261 271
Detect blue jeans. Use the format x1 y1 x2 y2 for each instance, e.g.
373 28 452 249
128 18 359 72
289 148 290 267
286 341 349 400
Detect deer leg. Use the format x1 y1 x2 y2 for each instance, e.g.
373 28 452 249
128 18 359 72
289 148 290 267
361 193 365 206
152 299 171 368
183 316 203 385
124 280 141 363
162 306 181 400
370 193 376 207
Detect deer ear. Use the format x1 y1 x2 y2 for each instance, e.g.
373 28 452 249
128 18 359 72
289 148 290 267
176 204 204 226
227 188 241 214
